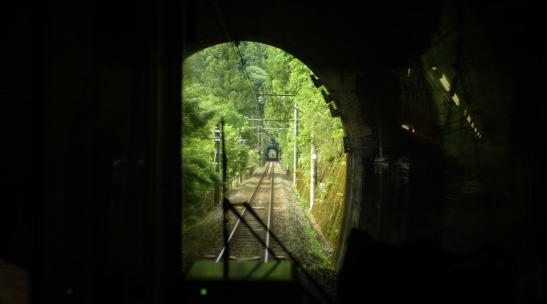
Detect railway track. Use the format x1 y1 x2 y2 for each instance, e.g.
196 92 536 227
197 161 336 304
215 161 282 262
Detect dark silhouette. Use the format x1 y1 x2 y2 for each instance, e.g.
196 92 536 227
338 229 517 304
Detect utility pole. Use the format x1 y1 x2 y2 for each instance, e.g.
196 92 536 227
255 119 261 166
293 100 298 186
213 125 221 205
239 135 246 185
310 142 317 210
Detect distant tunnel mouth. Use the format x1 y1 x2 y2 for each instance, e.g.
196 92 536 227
265 145 279 161
267 149 277 160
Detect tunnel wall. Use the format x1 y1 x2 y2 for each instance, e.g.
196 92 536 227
334 1 545 300
420 3 545 298
310 5 544 301
1 1 183 303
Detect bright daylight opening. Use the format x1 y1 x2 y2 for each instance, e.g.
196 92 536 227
181 42 346 297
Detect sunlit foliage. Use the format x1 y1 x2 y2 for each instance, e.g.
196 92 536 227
182 42 345 244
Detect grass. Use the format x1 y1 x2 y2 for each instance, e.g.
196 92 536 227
293 188 333 270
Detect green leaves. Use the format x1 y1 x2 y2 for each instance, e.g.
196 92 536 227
183 43 261 218
246 65 269 86
182 42 345 233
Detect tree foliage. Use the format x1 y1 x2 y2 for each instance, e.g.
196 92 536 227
182 42 345 233
182 43 258 220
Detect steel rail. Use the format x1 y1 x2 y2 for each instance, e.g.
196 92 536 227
264 162 275 261
215 162 273 262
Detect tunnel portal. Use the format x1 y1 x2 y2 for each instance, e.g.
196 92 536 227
264 142 280 162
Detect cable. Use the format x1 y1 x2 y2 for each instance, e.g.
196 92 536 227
212 1 258 94
233 42 258 92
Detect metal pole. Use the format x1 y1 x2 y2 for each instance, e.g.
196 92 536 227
256 120 261 166
293 100 298 186
213 125 221 205
265 163 274 262
310 142 316 210
220 119 229 279
260 132 264 165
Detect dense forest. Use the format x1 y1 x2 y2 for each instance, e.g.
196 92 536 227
182 42 346 253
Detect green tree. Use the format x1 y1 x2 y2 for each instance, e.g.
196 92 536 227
183 42 345 248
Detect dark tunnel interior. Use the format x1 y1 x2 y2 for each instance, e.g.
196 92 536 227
0 0 545 303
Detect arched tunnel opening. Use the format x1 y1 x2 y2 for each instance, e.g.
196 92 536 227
181 42 347 294
266 146 278 161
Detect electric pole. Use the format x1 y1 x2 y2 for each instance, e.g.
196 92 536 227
310 142 317 210
213 125 221 205
293 100 298 186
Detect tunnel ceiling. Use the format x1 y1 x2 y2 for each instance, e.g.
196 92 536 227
185 0 441 70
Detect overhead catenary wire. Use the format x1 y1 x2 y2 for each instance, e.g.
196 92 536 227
234 42 257 91
212 1 259 94
209 6 339 302
213 1 302 115
212 3 340 146
212 1 337 123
